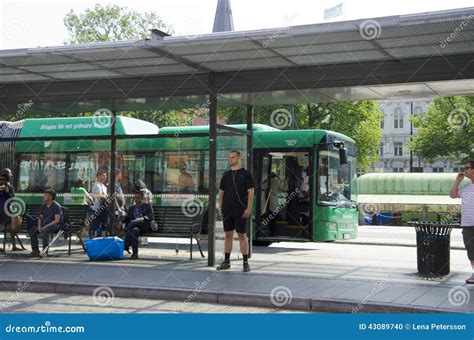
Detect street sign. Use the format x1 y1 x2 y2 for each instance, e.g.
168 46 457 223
324 3 343 20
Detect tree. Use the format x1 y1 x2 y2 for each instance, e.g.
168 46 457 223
220 101 383 172
64 4 173 43
409 96 473 162
62 4 196 127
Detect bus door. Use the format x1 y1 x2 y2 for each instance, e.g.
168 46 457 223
255 150 312 241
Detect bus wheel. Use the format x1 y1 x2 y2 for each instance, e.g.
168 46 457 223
252 240 273 247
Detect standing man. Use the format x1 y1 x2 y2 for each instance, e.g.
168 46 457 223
90 170 109 238
0 171 16 252
217 151 254 272
450 160 474 284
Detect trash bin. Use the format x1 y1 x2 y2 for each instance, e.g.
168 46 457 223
408 221 458 276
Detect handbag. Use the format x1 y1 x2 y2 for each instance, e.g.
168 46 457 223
150 220 159 232
10 215 23 232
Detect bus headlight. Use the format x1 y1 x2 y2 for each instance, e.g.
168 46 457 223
326 222 337 231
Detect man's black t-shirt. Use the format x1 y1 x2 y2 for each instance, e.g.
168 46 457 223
219 168 254 210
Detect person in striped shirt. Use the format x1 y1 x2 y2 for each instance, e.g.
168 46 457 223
450 160 474 284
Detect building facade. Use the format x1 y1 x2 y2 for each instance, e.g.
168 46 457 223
370 98 462 174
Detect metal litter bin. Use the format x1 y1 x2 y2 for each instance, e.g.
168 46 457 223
408 221 459 276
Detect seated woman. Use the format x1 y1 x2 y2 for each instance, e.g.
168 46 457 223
123 189 154 260
71 178 93 205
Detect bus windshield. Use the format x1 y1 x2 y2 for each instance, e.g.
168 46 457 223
318 150 356 205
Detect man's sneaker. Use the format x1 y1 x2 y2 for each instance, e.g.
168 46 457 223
243 262 251 272
130 254 139 260
27 251 41 258
216 261 231 270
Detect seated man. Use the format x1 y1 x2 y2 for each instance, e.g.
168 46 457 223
27 189 62 257
123 190 154 260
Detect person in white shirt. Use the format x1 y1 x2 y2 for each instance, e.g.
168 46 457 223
90 170 109 238
450 160 474 284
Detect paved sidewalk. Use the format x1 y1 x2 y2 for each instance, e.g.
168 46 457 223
340 226 465 249
0 240 472 313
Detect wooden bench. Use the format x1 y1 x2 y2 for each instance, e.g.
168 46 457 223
140 205 205 260
1 204 89 256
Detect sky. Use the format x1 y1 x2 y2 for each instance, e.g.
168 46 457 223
0 0 473 49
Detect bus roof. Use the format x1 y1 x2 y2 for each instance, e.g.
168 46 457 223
160 125 355 149
159 124 279 134
357 173 470 195
17 116 159 138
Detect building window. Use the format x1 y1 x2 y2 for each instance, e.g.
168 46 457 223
453 167 460 173
380 116 384 129
394 142 403 156
432 167 444 173
413 106 424 115
394 108 404 128
393 168 404 173
412 167 424 173
378 143 384 157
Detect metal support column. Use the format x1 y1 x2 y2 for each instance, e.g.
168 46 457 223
208 74 217 267
409 102 413 172
109 111 117 231
246 104 254 258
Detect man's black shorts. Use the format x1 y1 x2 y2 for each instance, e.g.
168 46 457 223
222 208 247 234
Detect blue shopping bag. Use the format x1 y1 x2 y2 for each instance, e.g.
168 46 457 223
85 237 124 261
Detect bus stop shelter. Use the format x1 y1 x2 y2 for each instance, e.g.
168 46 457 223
1 7 474 266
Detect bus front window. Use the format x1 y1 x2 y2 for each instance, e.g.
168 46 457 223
318 151 354 204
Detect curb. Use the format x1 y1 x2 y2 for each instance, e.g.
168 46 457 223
0 280 466 314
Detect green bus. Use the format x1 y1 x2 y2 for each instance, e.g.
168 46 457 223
1 116 358 244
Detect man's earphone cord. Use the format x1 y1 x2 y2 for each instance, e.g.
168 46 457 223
231 170 246 209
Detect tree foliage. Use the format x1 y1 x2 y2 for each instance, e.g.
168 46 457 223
62 4 190 125
409 96 474 162
64 4 173 43
220 101 383 172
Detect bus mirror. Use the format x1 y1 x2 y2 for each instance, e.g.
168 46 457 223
339 148 348 165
